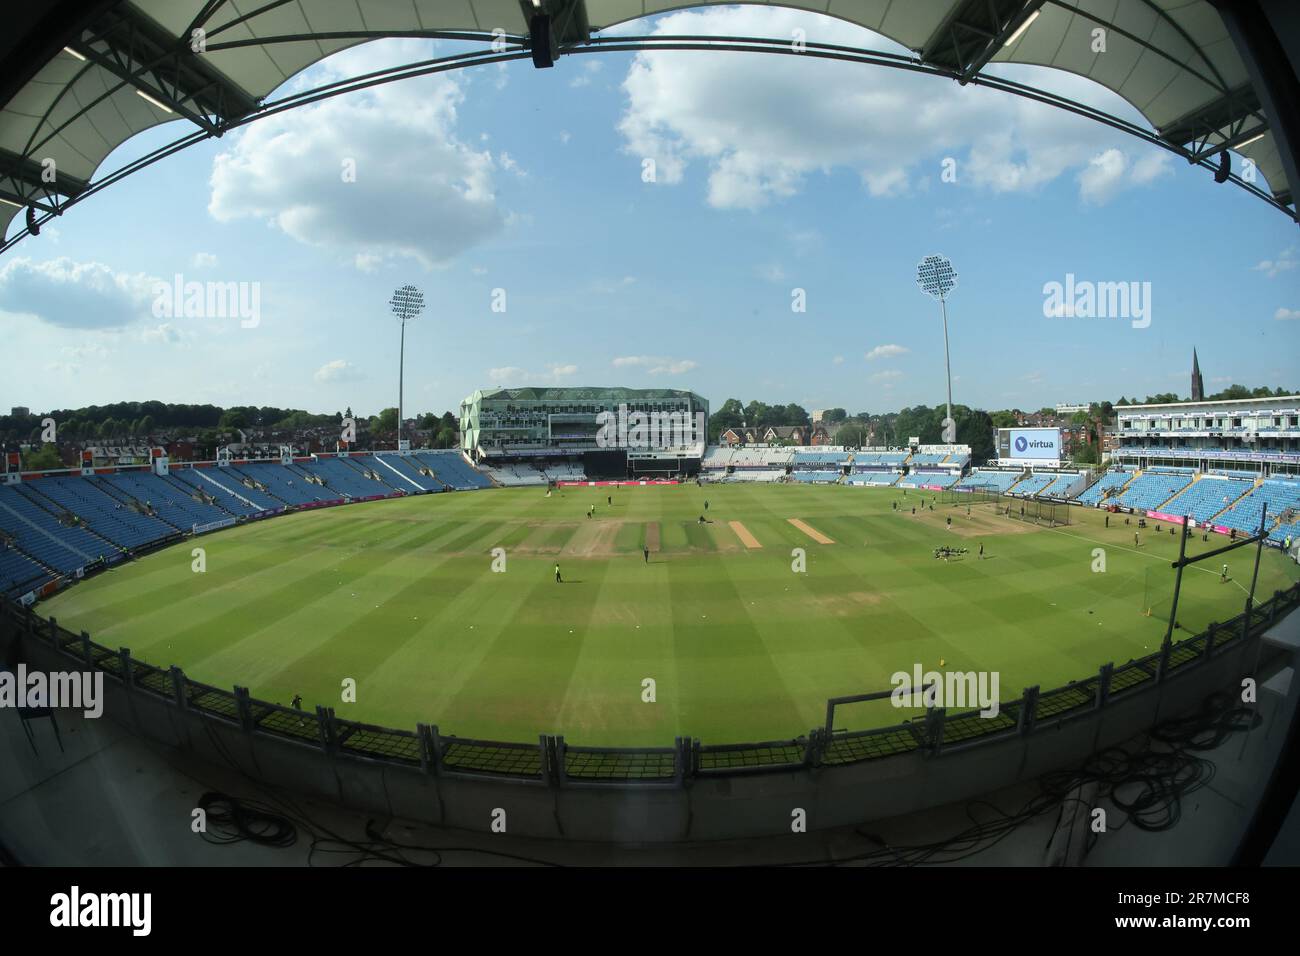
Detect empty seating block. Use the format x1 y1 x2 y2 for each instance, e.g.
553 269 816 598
0 484 106 570
97 472 233 530
170 468 264 515
413 452 493 490
23 477 173 549
230 463 330 505
1158 477 1252 523
1219 480 1300 534
1113 472 1193 512
1076 469 1131 504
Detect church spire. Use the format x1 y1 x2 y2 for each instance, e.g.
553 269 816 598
1191 348 1204 401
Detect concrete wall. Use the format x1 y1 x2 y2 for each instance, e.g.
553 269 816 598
3 608 1277 844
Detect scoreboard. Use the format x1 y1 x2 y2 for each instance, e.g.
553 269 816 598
997 427 1062 467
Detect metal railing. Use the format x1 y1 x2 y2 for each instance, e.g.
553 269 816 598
4 581 1297 788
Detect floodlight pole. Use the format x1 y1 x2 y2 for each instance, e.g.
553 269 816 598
389 285 425 452
916 255 958 446
939 294 953 441
399 318 406 447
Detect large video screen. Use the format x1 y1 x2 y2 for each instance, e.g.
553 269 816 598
998 427 1061 462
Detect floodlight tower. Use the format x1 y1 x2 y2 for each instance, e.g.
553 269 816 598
916 255 958 443
389 284 425 450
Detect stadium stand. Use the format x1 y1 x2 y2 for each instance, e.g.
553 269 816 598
791 470 841 483
1157 475 1253 523
894 476 956 489
0 543 49 597
297 456 396 499
20 476 174 549
847 471 902 486
852 451 909 466
372 453 440 492
173 466 278 512
1110 471 1194 512
1074 468 1133 504
793 450 849 469
413 452 493 490
701 446 733 471
955 470 1023 493
0 483 112 569
1217 478 1300 535
1008 473 1056 497
229 462 330 505
484 463 547 486
95 471 234 530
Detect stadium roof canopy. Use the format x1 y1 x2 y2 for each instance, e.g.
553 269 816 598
2 0 1297 250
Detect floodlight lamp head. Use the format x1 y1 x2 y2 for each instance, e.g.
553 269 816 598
916 255 957 300
390 284 425 323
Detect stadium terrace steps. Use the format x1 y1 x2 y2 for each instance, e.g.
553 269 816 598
159 472 241 518
956 469 1023 493
1217 479 1300 535
94 472 235 532
178 466 276 512
1156 475 1253 524
16 478 165 551
412 452 493 490
0 543 50 596
1008 473 1055 497
372 454 438 492
0 486 105 571
229 463 326 506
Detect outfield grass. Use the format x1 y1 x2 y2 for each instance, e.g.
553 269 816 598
42 484 1300 746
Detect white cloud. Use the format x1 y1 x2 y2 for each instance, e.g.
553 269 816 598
1275 307 1300 321
832 355 845 365
1255 246 1297 278
209 40 504 270
191 252 219 269
589 276 637 294
865 343 909 361
1077 148 1171 204
499 152 526 177
612 355 698 375
617 7 1172 210
0 257 158 329
756 263 785 282
570 60 605 88
314 359 361 383
870 369 903 382
489 363 577 385
140 323 188 345
489 366 526 384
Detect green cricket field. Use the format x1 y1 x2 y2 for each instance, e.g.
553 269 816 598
41 484 1299 746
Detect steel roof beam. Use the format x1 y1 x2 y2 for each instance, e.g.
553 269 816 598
72 2 260 133
919 0 1044 83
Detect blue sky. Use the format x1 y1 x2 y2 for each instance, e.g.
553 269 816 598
2 6 1297 420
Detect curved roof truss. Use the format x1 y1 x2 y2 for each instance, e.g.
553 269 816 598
1 0 1295 252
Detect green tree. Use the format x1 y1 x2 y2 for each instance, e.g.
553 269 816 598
23 445 63 470
835 423 868 447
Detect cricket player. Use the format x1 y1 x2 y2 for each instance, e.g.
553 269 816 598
555 563 562 584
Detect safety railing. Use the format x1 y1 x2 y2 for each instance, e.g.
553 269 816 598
3 581 1296 787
